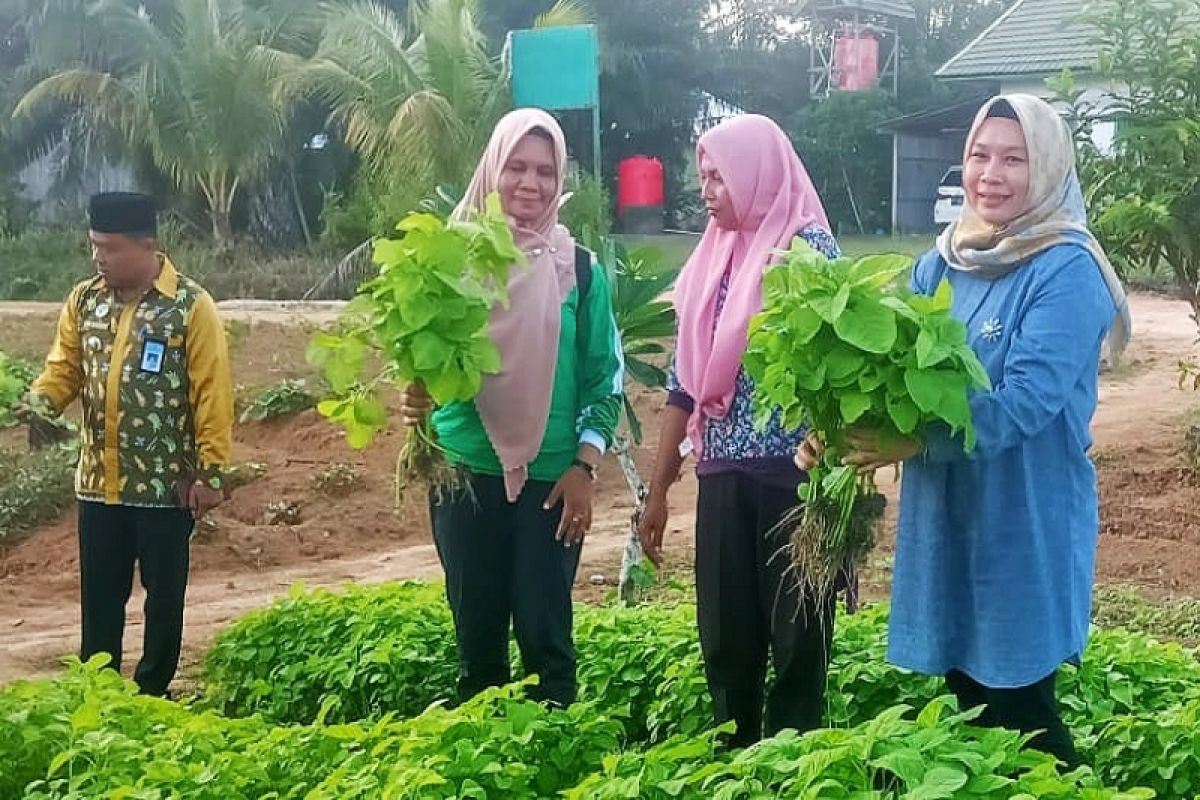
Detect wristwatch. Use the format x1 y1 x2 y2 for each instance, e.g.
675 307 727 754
571 458 597 481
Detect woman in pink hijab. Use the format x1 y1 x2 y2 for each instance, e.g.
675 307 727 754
400 109 624 707
637 114 840 746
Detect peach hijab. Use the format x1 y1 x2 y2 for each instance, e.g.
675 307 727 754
453 109 576 501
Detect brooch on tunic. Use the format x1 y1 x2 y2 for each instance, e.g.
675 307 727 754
980 317 1003 343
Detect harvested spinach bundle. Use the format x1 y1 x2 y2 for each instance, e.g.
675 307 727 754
745 241 991 599
310 195 524 502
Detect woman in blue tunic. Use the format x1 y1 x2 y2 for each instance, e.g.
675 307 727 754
797 94 1131 766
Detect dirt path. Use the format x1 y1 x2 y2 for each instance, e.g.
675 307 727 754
1 293 1197 688
0 299 348 324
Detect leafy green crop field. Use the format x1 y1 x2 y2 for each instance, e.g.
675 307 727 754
3 581 1198 798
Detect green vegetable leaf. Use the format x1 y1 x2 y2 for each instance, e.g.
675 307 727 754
794 357 828 393
830 281 852 321
958 347 993 391
908 766 969 799
825 345 865 385
839 391 873 425
353 395 388 429
848 253 912 288
785 306 824 345
881 295 921 322
870 747 927 785
411 331 451 372
475 340 502 374
307 332 367 394
933 278 953 311
915 327 952 369
834 295 898 354
886 392 920 435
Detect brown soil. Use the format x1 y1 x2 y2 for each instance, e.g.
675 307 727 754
0 293 1197 687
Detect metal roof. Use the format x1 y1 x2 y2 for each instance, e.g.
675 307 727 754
808 0 917 21
936 0 1098 80
877 94 993 134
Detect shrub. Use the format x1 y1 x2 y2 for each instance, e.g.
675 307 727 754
239 379 316 423
0 442 77 543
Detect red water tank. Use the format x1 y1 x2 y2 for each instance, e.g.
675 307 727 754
835 34 880 92
617 156 665 211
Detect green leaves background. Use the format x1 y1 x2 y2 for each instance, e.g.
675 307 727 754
0 351 37 428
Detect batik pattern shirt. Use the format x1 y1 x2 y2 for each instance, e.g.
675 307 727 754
30 258 233 508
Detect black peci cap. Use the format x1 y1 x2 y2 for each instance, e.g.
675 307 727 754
88 192 157 236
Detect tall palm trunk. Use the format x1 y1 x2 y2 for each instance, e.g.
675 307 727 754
201 173 240 250
210 208 234 249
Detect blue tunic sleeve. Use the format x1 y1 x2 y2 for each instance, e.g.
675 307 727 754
919 248 1116 462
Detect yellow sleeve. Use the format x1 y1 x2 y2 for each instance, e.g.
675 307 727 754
185 292 233 483
29 284 86 415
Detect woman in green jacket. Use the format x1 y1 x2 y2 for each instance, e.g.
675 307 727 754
401 109 624 707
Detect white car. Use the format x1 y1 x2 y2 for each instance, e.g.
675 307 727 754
933 166 965 226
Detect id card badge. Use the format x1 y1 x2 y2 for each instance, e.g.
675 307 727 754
140 336 167 374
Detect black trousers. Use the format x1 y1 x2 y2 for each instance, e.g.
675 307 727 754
945 669 1080 768
695 472 835 747
78 501 194 697
430 472 583 707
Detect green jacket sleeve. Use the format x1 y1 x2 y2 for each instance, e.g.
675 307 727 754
576 260 625 451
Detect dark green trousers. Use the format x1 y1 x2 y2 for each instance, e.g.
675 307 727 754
431 471 583 707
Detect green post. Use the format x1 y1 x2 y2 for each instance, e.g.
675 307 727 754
592 105 602 184
510 25 602 182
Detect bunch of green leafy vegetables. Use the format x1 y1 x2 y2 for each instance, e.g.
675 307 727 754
308 195 524 501
202 579 710 743
744 241 991 599
4 658 624 800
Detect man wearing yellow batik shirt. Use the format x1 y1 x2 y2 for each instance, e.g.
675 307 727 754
25 192 233 697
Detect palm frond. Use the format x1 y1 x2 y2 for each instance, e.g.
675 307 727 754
318 2 418 88
312 0 504 194
534 0 594 28
384 88 459 178
14 69 145 144
242 0 326 53
303 238 376 300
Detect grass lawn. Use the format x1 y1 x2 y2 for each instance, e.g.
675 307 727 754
615 233 1181 296
838 234 933 260
616 232 935 271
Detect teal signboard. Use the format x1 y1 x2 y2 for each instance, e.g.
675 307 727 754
510 25 599 111
509 24 602 181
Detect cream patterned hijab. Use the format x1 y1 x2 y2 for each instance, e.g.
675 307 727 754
936 94 1132 360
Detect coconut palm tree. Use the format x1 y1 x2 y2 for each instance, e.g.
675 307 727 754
1 1 115 209
304 0 504 196
296 0 590 239
14 0 320 248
